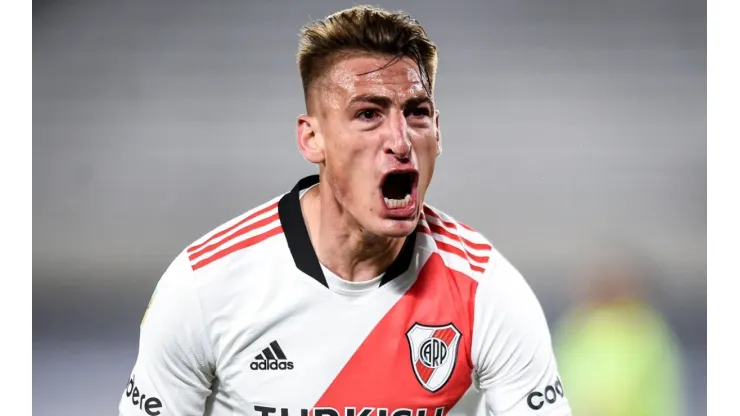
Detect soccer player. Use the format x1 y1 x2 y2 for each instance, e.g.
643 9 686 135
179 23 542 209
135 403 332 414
119 5 571 416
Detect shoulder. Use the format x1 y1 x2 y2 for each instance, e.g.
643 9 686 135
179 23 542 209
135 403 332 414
419 204 543 317
184 194 286 273
148 195 289 338
418 204 502 280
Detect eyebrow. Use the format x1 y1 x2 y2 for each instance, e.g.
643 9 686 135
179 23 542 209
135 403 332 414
348 94 434 111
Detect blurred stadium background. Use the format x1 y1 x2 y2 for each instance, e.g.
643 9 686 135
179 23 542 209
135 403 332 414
33 0 706 414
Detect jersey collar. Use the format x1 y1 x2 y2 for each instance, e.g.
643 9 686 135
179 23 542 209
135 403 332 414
278 174 417 288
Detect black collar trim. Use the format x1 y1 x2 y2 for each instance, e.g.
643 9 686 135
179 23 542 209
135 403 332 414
278 175 417 288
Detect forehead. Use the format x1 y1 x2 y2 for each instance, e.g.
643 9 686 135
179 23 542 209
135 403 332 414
321 55 428 104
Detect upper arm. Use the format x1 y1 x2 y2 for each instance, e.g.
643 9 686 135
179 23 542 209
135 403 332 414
472 256 571 415
119 251 215 416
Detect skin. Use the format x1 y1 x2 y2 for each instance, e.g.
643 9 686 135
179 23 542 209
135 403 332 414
296 53 441 282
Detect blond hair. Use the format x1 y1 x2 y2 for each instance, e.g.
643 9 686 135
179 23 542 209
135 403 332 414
297 5 438 106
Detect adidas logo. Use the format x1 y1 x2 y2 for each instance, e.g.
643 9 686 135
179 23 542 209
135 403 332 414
250 341 294 371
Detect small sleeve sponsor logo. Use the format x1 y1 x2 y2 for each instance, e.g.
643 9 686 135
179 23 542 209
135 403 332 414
526 377 565 410
125 375 163 416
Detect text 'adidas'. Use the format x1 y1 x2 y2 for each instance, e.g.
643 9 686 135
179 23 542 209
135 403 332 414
250 341 294 371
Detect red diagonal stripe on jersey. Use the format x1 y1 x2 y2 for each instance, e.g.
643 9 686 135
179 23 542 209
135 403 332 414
191 226 283 271
426 222 492 252
432 241 484 272
313 252 477 410
187 201 278 254
435 240 490 265
418 212 491 274
423 207 461 231
434 240 489 273
189 212 280 261
423 208 486 244
470 264 484 273
418 225 486 272
433 240 467 261
423 207 491 257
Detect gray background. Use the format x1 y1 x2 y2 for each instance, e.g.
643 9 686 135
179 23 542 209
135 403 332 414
33 0 706 414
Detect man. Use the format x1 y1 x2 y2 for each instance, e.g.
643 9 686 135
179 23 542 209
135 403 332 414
120 5 571 416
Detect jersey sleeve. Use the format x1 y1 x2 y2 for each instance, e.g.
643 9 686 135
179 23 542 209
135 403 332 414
119 251 215 416
472 253 571 415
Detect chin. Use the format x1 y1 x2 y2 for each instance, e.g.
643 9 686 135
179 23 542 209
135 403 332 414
374 216 419 239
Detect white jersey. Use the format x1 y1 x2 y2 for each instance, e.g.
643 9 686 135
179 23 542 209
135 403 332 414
119 175 571 416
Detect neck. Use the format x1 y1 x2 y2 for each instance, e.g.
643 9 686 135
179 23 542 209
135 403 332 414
301 184 406 282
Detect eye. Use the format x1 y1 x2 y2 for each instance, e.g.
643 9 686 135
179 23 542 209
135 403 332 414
407 107 432 118
357 109 379 121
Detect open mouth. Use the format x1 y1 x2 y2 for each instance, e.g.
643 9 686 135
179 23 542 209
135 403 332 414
381 171 418 210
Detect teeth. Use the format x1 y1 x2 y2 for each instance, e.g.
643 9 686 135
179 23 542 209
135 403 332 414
384 194 412 209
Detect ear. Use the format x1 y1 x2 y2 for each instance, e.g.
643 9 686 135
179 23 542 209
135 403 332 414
297 114 325 164
434 110 442 157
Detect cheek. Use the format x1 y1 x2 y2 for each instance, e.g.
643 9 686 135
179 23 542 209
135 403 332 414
325 137 374 199
412 132 439 162
412 133 439 184
327 141 362 177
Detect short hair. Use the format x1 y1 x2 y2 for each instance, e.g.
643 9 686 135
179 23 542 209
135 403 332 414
297 5 438 109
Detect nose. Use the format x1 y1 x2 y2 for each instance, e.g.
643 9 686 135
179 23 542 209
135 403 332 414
384 111 412 160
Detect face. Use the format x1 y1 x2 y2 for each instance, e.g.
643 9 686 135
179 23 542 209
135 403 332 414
297 54 441 238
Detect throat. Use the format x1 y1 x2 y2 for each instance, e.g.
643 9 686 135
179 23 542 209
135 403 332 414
318 233 404 283
300 180 406 282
